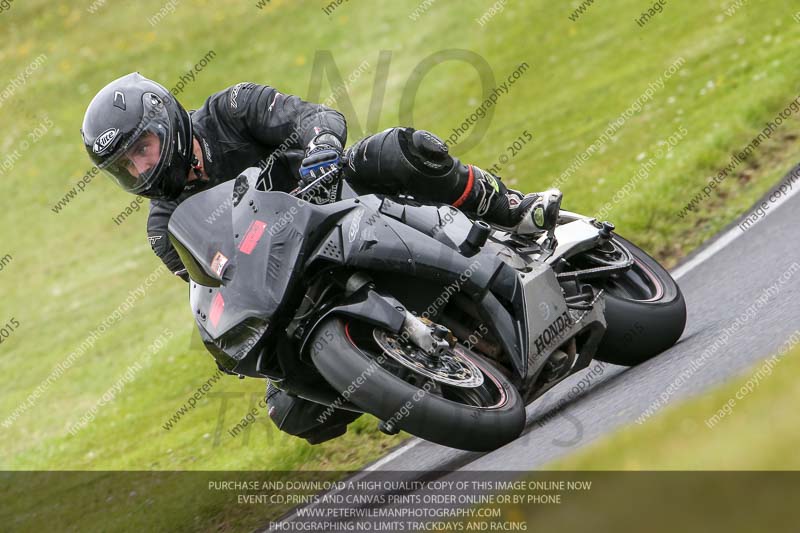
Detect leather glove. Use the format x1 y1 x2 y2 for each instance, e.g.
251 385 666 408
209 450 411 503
299 133 343 184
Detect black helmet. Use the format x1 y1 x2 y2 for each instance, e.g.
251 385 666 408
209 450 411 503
81 72 193 200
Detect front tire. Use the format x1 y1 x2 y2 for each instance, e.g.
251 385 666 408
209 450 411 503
309 318 525 451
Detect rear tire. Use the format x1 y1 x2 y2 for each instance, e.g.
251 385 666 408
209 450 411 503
309 318 525 451
594 235 686 366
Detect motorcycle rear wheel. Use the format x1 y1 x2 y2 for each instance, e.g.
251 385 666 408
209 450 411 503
591 235 687 366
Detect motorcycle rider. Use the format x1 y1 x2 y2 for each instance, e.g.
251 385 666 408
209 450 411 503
81 72 562 444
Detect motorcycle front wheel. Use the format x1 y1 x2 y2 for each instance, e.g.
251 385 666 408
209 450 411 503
308 317 525 451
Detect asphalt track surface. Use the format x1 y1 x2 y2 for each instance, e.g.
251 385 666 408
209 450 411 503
264 167 800 530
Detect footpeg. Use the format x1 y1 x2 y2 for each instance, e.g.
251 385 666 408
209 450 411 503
540 349 570 383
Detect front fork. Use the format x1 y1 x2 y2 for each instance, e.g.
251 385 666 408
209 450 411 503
400 311 452 358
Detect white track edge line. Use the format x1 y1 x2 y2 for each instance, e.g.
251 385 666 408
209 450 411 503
672 179 800 280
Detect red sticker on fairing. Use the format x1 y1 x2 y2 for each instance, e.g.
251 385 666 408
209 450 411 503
238 220 267 255
209 292 225 328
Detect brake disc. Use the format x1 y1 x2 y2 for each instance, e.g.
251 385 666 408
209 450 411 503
373 329 484 388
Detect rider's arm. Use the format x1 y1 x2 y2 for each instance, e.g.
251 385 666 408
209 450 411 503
217 82 347 149
147 199 189 282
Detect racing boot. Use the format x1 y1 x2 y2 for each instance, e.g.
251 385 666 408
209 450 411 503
266 381 361 445
457 165 562 236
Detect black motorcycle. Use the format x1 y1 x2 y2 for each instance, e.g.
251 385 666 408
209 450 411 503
168 166 686 451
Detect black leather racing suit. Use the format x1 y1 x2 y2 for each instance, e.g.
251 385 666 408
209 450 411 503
147 82 494 444
147 82 346 276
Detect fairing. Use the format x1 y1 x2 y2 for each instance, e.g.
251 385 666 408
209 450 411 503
168 168 578 381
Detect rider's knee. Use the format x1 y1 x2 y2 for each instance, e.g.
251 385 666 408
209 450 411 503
344 127 468 200
396 128 454 176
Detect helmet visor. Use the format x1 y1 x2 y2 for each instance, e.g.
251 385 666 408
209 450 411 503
99 94 174 195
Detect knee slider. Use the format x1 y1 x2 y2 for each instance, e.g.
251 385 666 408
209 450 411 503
401 129 452 175
349 127 454 177
400 129 474 201
344 127 469 201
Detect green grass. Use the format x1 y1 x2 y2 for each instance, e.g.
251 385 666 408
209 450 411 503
445 345 800 533
2 0 800 530
547 343 800 470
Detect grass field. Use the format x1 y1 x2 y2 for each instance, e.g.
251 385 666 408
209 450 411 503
548 342 800 470
2 0 800 530
446 343 800 533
